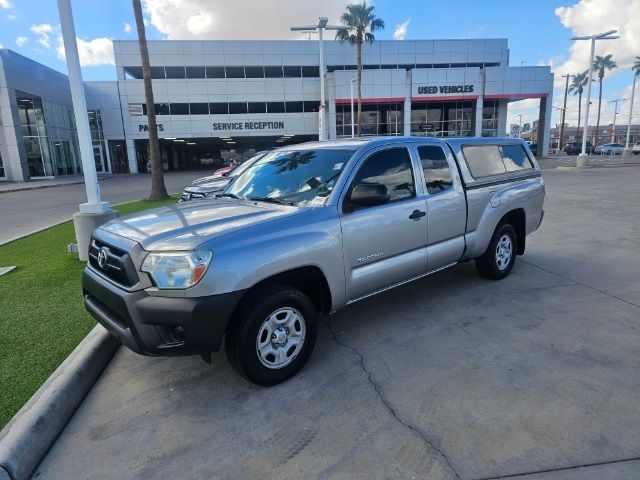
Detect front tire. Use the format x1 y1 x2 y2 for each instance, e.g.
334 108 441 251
225 284 318 386
475 224 517 280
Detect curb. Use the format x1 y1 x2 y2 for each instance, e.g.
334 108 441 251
0 180 85 195
0 325 120 480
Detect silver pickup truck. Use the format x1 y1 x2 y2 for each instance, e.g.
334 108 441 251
83 137 545 385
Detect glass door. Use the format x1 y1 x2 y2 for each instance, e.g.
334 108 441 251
93 144 106 173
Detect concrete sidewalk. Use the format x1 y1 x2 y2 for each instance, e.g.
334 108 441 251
0 175 87 194
33 166 640 478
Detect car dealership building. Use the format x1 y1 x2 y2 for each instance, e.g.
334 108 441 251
0 38 553 181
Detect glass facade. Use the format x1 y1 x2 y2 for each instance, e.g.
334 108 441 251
411 100 474 137
88 110 108 173
0 147 5 178
336 103 403 137
17 92 82 177
481 100 499 137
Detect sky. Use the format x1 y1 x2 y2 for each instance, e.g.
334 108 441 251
0 0 638 132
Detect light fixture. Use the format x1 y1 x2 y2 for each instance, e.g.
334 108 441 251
221 137 233 140
164 137 177 140
282 134 295 137
187 142 196 145
226 141 236 144
174 139 185 142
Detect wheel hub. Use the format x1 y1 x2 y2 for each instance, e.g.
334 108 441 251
272 327 288 345
495 234 513 271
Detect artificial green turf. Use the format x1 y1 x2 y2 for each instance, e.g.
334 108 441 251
0 195 179 428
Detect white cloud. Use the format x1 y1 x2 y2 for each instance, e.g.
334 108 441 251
56 36 115 67
30 23 54 49
142 0 351 40
393 18 410 40
552 0 639 85
0 0 11 8
8 13 16 20
15 36 28 47
124 22 132 34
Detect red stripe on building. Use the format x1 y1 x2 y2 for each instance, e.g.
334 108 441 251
410 95 479 102
484 93 549 100
334 97 405 104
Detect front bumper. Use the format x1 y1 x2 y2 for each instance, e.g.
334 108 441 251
82 267 245 356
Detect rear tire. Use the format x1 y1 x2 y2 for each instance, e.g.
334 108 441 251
225 284 318 386
475 224 517 280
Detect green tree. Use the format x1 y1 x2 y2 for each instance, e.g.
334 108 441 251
336 2 384 136
568 70 589 142
633 56 640 76
132 0 168 200
593 54 617 145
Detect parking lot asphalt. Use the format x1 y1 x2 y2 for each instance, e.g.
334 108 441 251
0 171 207 245
34 166 640 479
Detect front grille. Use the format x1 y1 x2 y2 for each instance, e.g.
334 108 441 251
88 238 138 287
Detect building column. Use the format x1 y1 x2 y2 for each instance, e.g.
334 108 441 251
537 95 553 156
474 96 484 137
0 84 29 181
404 70 412 136
125 137 138 174
497 100 508 137
327 72 336 140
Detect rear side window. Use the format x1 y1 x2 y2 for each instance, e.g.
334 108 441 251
417 146 453 194
462 145 506 178
463 144 533 178
500 144 532 172
352 148 415 203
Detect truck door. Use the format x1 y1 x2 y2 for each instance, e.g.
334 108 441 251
340 146 429 302
415 144 467 269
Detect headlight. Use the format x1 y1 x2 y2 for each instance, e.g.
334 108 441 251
141 251 212 289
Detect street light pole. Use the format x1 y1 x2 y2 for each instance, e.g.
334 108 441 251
58 0 116 261
609 98 625 143
559 74 570 150
350 78 356 138
291 18 348 141
517 114 524 137
571 30 619 165
625 74 638 152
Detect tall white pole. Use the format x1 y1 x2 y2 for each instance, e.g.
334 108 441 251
580 38 596 157
625 75 637 150
58 0 109 213
350 78 355 138
318 27 326 141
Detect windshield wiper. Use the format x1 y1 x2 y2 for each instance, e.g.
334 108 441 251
217 193 244 200
249 196 293 206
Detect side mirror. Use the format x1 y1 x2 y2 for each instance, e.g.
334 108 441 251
347 183 390 210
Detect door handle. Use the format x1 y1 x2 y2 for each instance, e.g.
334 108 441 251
409 209 426 220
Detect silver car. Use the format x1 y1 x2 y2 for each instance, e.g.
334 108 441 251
83 137 545 385
595 143 625 155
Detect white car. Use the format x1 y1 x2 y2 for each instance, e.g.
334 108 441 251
632 142 640 155
595 143 625 155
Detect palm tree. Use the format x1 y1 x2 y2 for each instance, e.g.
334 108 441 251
634 56 640 76
132 0 168 200
568 70 589 142
336 2 384 136
593 54 617 146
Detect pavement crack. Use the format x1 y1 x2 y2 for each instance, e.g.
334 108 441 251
322 319 463 480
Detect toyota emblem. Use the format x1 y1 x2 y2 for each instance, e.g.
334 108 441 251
97 248 108 268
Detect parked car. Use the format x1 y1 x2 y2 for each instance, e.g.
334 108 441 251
563 141 594 155
631 142 640 155
180 152 267 201
83 137 545 385
595 143 625 155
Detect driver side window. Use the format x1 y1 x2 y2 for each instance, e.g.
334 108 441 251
350 147 415 205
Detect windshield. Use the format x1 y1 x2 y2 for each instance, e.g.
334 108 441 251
226 152 267 177
225 148 354 206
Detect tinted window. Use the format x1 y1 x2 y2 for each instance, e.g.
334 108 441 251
150 66 165 79
264 66 283 78
248 102 266 113
229 102 248 114
170 103 189 115
123 66 143 79
283 66 302 77
186 66 206 78
154 103 170 115
190 103 209 115
418 146 453 194
206 66 225 78
462 145 506 178
267 102 286 113
245 66 264 78
210 103 228 114
303 101 319 113
164 67 185 79
351 148 415 203
225 67 245 78
301 66 320 77
286 101 303 113
500 144 532 172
